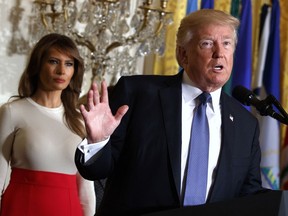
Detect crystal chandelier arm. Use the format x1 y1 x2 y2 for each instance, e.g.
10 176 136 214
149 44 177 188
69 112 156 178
105 42 122 54
132 6 150 35
40 12 49 29
73 34 96 52
143 0 152 6
153 12 165 36
97 0 118 3
160 0 168 9
34 0 54 4
136 5 172 39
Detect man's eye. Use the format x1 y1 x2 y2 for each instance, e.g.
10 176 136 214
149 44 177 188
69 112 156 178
224 41 232 46
200 41 213 48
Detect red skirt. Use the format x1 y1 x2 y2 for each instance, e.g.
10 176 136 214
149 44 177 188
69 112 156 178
1 168 83 216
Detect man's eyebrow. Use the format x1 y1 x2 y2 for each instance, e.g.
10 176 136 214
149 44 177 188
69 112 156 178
199 36 214 40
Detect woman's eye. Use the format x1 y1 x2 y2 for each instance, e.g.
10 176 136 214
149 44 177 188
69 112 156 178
65 62 74 67
48 59 58 64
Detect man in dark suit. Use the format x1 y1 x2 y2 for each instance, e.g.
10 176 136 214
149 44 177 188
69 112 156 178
75 9 266 216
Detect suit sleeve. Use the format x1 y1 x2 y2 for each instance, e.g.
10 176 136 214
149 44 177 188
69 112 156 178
75 142 113 181
239 119 266 195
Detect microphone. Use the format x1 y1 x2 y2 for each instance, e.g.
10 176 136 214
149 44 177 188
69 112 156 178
232 85 288 125
232 85 278 118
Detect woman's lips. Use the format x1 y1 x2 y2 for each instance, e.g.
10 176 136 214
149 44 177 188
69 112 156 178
54 78 65 83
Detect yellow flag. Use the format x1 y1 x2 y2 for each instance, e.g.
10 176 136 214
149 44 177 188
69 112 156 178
280 0 288 142
214 0 231 13
153 0 187 75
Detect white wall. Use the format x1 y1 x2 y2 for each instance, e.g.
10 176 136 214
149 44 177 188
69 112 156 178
0 0 28 104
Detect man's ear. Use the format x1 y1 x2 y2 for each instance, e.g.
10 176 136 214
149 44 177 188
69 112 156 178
176 46 188 67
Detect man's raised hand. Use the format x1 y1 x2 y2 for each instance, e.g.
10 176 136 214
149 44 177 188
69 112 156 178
79 80 129 144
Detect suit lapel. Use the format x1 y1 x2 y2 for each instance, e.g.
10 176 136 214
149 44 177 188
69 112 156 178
159 73 182 199
208 92 236 200
219 92 236 160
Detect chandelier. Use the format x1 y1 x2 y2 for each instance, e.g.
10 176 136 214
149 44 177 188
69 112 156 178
29 0 173 86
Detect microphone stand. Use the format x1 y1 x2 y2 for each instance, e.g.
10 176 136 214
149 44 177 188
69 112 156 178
260 95 288 125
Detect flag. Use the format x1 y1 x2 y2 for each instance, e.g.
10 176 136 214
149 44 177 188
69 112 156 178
214 0 233 14
281 127 288 189
253 5 271 95
280 0 288 189
231 0 252 94
253 0 280 190
222 0 241 94
201 0 214 9
186 0 198 14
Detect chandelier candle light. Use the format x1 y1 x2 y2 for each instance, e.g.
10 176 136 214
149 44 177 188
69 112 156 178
30 0 173 86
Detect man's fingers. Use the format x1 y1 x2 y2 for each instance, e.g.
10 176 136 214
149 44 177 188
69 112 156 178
101 80 109 103
114 105 129 122
86 82 100 111
92 83 100 105
87 90 94 111
87 81 109 111
79 104 88 117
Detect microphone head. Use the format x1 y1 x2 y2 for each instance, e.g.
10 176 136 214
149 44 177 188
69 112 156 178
232 85 254 106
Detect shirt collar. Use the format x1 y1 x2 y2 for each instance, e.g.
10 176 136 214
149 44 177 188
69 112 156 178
182 71 221 112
